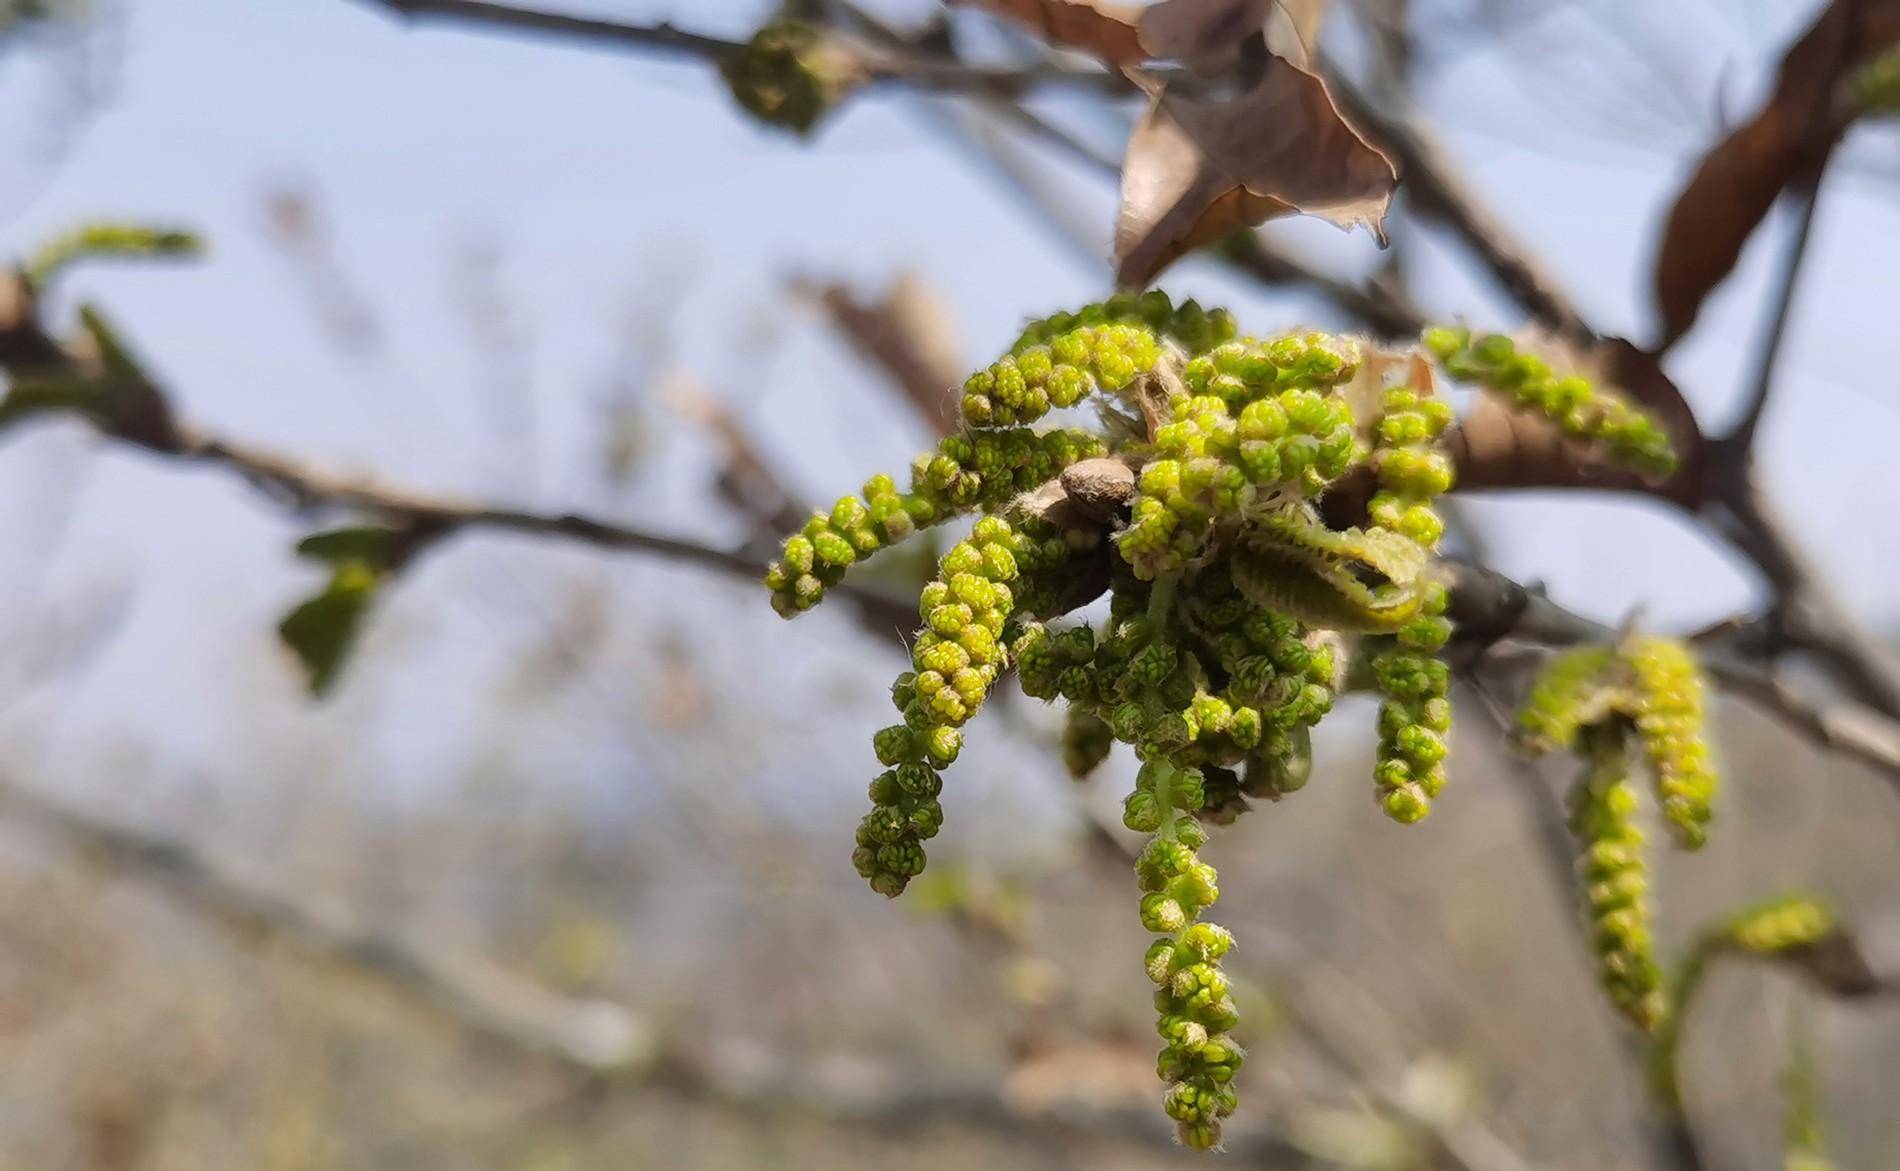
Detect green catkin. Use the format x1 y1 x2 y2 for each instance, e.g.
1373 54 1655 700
25 222 199 290
1517 637 1719 851
1130 759 1242 1151
1722 894 1837 957
763 303 1534 1145
1369 591 1452 823
1652 894 1841 1120
1517 645 1619 752
1422 326 1677 477
1366 384 1453 550
1061 706 1114 779
1365 380 1454 822
852 517 1024 897
1569 724 1664 1031
1626 636 1718 849
1009 289 1239 357
765 427 1106 617
962 322 1162 427
1516 639 1726 1031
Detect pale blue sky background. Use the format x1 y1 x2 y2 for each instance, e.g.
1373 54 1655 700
0 0 1892 833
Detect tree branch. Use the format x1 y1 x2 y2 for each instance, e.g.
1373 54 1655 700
1725 171 1825 453
357 0 744 60
1446 561 1900 800
352 0 1116 98
0 767 1345 1157
9 260 1896 800
1317 65 1595 347
0 767 659 1075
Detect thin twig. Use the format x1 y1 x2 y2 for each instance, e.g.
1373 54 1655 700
0 768 659 1075
1727 173 1826 452
355 0 746 58
172 424 918 634
355 0 1116 97
1317 62 1594 346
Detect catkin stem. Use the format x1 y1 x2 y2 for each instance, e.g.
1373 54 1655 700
1154 760 1179 843
1147 572 1181 632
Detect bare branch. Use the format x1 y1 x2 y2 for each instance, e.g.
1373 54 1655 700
1317 64 1593 346
353 0 1118 98
0 768 659 1075
1447 562 1900 800
1725 171 1826 453
788 275 964 436
356 0 747 59
0 767 1340 1155
1702 660 1900 798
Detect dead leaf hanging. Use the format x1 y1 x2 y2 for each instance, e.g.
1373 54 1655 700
1138 0 1329 71
952 0 1148 65
1138 0 1275 72
1651 0 1900 350
1113 59 1395 288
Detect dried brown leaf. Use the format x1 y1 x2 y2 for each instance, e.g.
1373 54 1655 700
1262 0 1329 65
1138 0 1270 71
1138 0 1329 71
1114 60 1394 287
1653 0 1900 349
953 0 1148 64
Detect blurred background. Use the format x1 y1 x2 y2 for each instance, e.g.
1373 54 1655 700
0 0 1894 1168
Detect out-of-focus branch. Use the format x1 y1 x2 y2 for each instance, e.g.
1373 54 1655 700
1071 793 1548 1171
177 422 917 637
0 769 1340 1156
354 0 747 59
352 0 1120 98
1702 476 1900 719
668 376 812 542
0 769 658 1075
1703 657 1900 792
1316 43 1900 725
1319 65 1593 347
1447 562 1900 800
1726 173 1824 453
0 268 917 639
787 274 963 436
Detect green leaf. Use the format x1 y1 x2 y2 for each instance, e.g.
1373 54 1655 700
296 525 401 569
75 303 147 382
278 561 382 696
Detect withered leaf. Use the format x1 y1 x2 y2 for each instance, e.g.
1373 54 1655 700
1138 0 1329 71
953 0 1147 65
1652 0 1900 350
1114 59 1395 287
1138 0 1273 72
